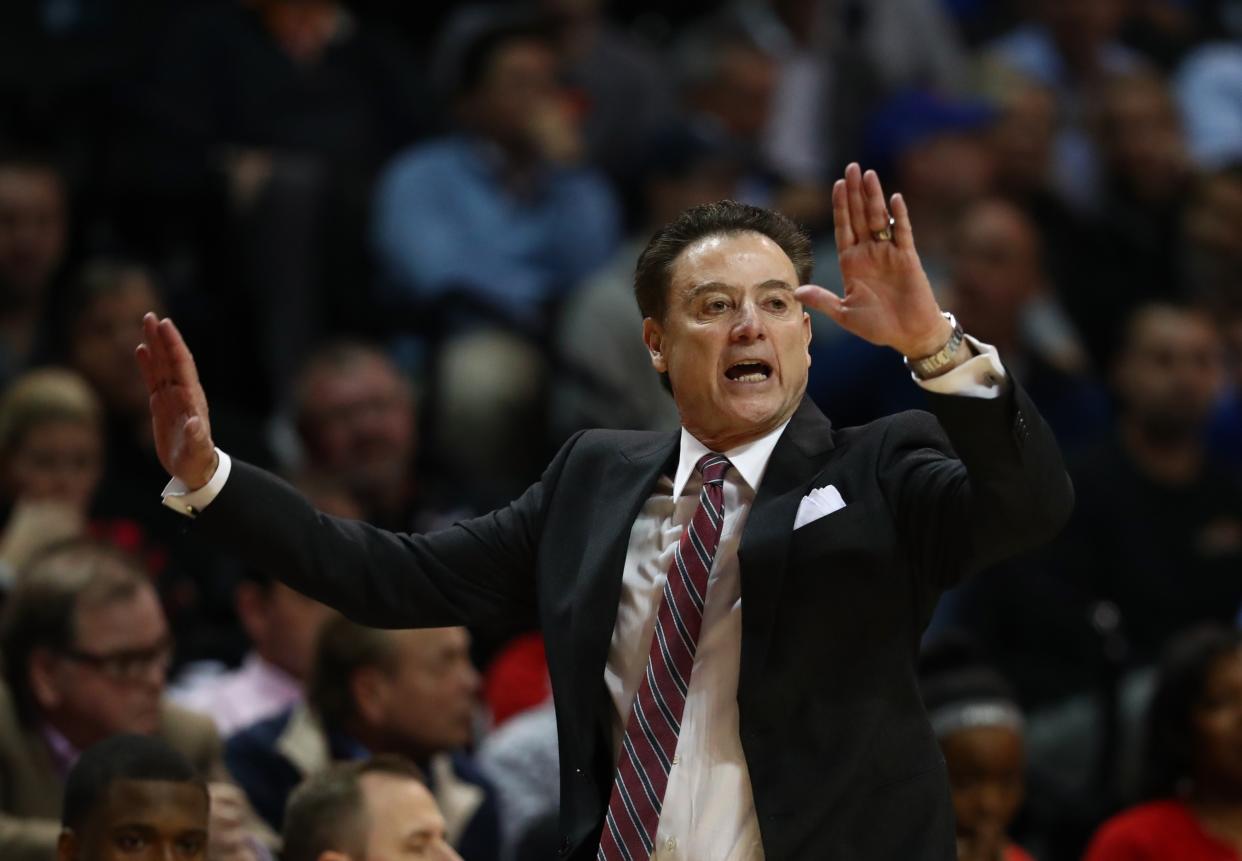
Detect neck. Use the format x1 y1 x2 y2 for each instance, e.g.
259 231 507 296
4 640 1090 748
1119 418 1203 486
686 419 785 454
346 720 432 765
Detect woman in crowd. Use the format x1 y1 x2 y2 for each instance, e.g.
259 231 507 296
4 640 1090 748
922 644 1035 861
1085 625 1242 860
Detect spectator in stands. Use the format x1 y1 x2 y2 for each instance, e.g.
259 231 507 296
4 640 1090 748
374 14 619 501
225 617 498 859
1056 303 1242 672
283 756 462 861
57 734 209 861
1180 164 1242 316
63 260 271 666
945 197 1108 450
0 539 268 861
291 341 456 531
0 369 102 589
986 0 1145 209
1176 40 1242 171
173 564 336 737
921 648 1034 861
552 121 739 437
1085 625 1242 859
477 699 558 861
0 151 67 388
1063 71 1193 358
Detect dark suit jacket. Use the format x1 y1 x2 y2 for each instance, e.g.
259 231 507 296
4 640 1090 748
194 384 1072 860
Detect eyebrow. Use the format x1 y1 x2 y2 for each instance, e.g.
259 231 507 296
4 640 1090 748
686 279 794 299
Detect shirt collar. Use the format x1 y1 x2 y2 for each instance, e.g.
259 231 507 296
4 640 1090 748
672 419 791 499
40 721 81 778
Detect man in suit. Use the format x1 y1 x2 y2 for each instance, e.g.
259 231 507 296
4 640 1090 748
0 539 269 861
138 164 1073 859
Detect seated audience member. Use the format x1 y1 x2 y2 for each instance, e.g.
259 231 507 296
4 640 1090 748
0 150 68 389
0 539 267 861
921 645 1034 861
173 565 336 737
283 756 462 861
373 14 619 501
477 699 558 861
552 121 738 438
63 260 272 666
57 734 209 861
225 617 498 860
1085 625 1242 860
292 342 452 531
0 369 100 588
1056 303 1242 671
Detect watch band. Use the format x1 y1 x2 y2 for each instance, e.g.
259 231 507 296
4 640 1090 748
904 311 965 380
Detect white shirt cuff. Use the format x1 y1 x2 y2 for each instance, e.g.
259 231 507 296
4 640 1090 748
160 449 232 518
912 336 1007 399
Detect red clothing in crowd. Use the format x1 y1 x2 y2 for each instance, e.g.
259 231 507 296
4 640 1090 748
1084 800 1241 860
1006 844 1035 861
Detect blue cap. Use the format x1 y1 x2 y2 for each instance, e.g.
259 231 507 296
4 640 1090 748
863 89 998 172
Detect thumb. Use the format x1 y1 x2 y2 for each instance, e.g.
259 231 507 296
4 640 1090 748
794 284 846 325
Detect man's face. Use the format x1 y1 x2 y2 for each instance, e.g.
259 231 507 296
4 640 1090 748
38 585 171 747
702 47 777 142
238 581 335 682
61 779 208 861
1099 77 1186 203
467 39 565 153
0 166 66 301
948 201 1041 341
71 276 162 417
1114 308 1225 438
5 419 103 510
300 357 416 503
364 628 479 758
644 231 811 451
358 772 463 861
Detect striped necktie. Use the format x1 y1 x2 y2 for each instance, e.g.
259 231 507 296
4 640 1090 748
598 453 731 860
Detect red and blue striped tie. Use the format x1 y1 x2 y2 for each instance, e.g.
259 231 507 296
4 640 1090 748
598 453 731 860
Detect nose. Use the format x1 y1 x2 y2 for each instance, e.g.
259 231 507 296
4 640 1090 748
730 300 765 343
436 840 465 861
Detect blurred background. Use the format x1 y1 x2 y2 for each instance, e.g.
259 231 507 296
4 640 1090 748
0 0 1240 859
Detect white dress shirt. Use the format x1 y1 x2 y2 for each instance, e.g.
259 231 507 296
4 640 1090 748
162 341 1006 860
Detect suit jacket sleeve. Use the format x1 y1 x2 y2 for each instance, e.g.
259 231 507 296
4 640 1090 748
877 377 1073 606
191 432 586 631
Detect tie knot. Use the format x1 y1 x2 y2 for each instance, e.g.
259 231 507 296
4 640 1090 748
696 453 731 485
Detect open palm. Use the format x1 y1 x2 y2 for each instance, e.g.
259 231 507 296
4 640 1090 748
795 164 949 358
135 314 218 489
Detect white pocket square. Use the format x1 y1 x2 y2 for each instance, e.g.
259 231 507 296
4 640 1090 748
794 484 847 530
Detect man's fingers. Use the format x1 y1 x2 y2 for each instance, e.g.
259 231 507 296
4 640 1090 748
844 163 868 242
831 179 855 250
863 170 891 237
890 193 916 251
141 312 171 387
794 284 846 325
135 343 158 394
158 317 202 391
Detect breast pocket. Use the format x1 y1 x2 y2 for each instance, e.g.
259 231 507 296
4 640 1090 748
789 498 888 565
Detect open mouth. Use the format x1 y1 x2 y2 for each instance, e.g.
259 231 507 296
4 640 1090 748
725 360 773 383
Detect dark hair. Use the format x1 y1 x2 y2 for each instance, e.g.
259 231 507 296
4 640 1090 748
918 632 1020 712
633 200 813 322
308 617 399 730
62 734 205 830
454 16 554 99
282 755 426 861
0 540 150 724
1144 624 1242 797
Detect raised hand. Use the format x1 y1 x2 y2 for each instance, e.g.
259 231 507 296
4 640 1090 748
135 313 218 490
794 163 952 359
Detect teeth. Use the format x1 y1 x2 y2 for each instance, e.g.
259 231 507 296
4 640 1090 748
734 373 768 382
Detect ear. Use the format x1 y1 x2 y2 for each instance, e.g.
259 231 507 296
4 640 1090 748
350 666 390 729
56 829 77 861
29 648 64 713
642 317 668 374
802 310 812 366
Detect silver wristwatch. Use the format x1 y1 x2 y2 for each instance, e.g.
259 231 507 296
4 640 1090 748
903 311 965 380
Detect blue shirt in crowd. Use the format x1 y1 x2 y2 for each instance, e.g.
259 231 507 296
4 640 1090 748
373 135 621 329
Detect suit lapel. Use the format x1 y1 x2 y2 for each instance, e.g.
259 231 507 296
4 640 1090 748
568 430 678 753
737 398 835 709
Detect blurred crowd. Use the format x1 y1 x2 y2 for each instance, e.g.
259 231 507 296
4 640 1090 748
0 0 1240 859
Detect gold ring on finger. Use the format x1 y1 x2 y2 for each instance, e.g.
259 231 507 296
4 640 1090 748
872 216 895 242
